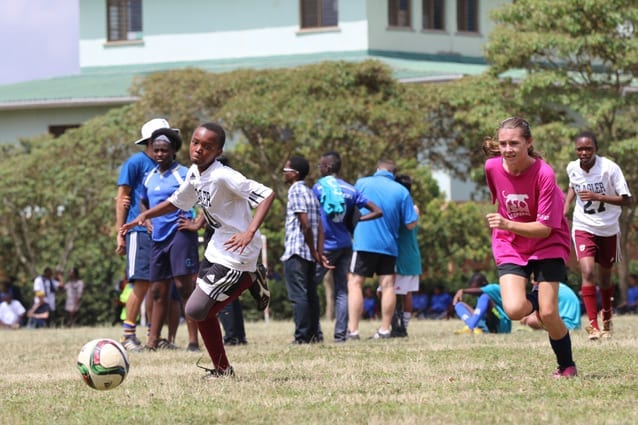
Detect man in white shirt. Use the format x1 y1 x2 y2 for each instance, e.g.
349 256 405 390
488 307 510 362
0 288 26 329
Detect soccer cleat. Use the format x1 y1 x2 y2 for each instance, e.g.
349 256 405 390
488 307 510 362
552 365 578 378
202 366 235 380
248 264 270 311
370 329 391 339
586 326 601 341
601 319 613 339
196 356 234 379
120 335 143 352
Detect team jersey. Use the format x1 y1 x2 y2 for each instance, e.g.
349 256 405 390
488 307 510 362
485 157 571 265
396 224 422 276
142 161 193 242
557 283 581 330
481 283 512 334
168 161 273 272
117 151 156 233
566 155 631 236
312 177 370 251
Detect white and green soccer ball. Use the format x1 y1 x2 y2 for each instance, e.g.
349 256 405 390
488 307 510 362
77 338 129 390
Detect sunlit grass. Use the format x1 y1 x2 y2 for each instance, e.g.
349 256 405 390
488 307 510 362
2 316 638 424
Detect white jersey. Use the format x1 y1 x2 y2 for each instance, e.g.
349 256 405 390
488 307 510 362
566 155 631 236
168 161 273 272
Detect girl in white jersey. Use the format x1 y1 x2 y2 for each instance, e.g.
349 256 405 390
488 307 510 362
483 117 576 378
564 131 632 340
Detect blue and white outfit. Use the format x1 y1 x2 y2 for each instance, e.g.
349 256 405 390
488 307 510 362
142 161 199 281
117 151 156 281
313 176 371 342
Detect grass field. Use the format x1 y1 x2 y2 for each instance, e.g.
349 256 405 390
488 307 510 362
2 316 638 425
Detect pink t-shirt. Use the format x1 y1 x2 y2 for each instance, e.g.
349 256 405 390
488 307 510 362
485 157 571 265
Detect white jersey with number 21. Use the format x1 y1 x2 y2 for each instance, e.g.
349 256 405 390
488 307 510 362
566 155 631 236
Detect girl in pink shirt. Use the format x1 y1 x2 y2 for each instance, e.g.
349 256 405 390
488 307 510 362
483 117 576 378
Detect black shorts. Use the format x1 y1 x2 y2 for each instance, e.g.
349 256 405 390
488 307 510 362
497 258 567 283
349 251 396 277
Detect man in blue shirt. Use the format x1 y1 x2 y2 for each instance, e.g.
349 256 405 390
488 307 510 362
347 160 418 340
313 151 381 342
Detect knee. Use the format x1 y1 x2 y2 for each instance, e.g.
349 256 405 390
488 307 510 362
184 299 206 322
503 305 529 321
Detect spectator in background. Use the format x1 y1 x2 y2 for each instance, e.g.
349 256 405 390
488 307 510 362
617 274 638 315
411 289 429 319
27 290 50 328
347 159 418 340
362 286 378 320
391 174 422 337
64 267 84 327
140 128 200 352
116 118 176 351
33 267 62 325
281 155 330 344
453 273 510 334
312 151 382 342
0 285 26 329
425 284 453 319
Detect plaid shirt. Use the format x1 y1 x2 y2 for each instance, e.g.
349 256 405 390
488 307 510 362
281 180 321 262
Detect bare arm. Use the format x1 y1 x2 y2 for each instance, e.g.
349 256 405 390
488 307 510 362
578 191 632 207
452 287 484 304
224 191 275 254
564 186 575 216
115 185 132 255
358 200 383 222
486 213 552 238
120 199 179 233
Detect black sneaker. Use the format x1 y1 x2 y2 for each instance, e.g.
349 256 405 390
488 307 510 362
248 264 270 311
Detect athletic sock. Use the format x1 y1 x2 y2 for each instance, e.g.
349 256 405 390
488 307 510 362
600 285 614 322
122 320 136 338
403 312 411 330
550 332 575 370
581 285 599 329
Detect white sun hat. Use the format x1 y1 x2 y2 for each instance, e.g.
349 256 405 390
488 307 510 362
134 118 180 145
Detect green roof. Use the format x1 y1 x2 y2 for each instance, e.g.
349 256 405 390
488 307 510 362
0 51 493 108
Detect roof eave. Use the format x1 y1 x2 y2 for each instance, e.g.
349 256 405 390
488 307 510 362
0 96 139 111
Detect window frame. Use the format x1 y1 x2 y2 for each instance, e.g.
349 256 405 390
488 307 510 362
106 0 143 43
300 0 339 30
456 0 479 33
422 0 445 31
388 0 412 29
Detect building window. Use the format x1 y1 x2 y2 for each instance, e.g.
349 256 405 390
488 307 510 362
388 0 411 28
107 0 143 42
300 0 338 29
422 0 445 30
457 0 478 33
49 125 80 138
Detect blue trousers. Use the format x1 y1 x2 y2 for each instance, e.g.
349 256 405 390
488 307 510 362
315 248 351 341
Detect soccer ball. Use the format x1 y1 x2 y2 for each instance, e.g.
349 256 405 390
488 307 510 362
77 338 129 390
